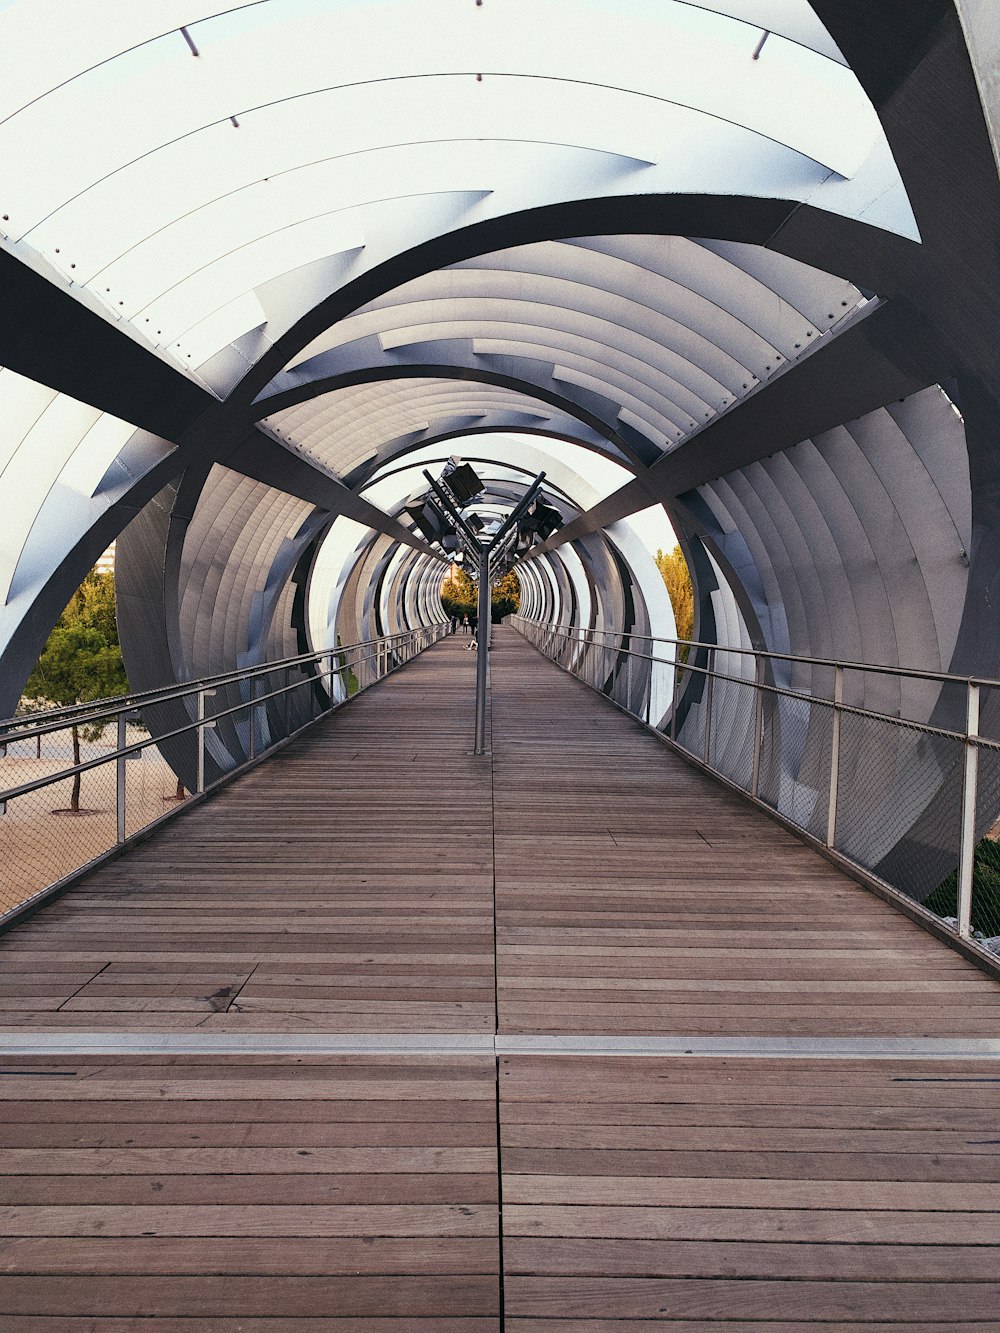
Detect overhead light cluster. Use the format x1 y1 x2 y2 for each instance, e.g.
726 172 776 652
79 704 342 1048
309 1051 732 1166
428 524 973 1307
403 458 564 574
441 459 486 505
517 498 564 547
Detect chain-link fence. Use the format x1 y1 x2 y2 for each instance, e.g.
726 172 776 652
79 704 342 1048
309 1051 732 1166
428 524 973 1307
513 615 1000 959
0 625 447 923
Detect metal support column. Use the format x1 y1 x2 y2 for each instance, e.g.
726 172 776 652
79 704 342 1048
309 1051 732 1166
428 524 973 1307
826 665 844 848
957 681 981 938
116 712 127 844
751 655 765 800
196 689 215 794
474 552 491 755
703 648 715 764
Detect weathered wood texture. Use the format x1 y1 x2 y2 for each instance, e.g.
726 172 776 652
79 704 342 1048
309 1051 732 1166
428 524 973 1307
0 636 494 1033
0 1052 500 1327
2 626 999 1327
501 1053 1000 1327
489 629 1000 1036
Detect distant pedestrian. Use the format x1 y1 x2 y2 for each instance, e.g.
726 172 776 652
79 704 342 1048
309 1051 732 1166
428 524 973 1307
449 613 458 635
462 613 470 635
467 612 478 649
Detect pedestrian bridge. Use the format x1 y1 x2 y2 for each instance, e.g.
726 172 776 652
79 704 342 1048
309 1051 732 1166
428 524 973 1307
3 5 1000 1323
1 627 998 1328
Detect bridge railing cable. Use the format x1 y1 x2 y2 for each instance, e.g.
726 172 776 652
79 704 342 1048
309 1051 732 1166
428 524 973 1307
512 615 1000 964
0 624 448 926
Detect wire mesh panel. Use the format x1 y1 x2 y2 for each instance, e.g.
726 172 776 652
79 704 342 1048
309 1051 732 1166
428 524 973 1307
122 717 193 839
757 692 833 839
835 712 963 907
709 675 759 794
609 652 630 712
628 651 652 722
952 736 1000 943
675 689 706 758
0 725 118 915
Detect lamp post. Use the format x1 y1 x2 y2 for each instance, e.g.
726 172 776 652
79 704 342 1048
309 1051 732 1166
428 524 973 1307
421 466 549 756
474 548 491 753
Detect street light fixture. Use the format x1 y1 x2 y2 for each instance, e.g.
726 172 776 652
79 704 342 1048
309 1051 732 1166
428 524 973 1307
421 463 547 754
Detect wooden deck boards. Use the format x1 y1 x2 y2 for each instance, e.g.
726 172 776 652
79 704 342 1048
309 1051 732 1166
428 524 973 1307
1 626 999 1326
501 1054 1000 1327
0 1052 500 1326
489 630 1000 1036
0 636 495 1034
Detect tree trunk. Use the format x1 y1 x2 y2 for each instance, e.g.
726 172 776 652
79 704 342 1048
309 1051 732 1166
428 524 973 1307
70 724 81 813
175 776 185 799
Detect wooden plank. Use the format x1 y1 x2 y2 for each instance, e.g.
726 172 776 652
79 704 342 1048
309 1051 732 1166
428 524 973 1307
2 1321 497 1333
0 1275 500 1318
502 1277 1000 1321
506 1324 1000 1333
1 1237 498 1273
503 1204 1000 1244
505 1237 996 1280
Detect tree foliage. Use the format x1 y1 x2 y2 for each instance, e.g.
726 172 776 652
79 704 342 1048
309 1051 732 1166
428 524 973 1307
439 567 522 622
440 567 478 619
22 569 129 811
655 545 694 645
924 836 1000 940
490 570 521 622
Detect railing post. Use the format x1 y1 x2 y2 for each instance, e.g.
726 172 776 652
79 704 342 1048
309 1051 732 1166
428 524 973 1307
116 711 127 844
751 654 764 799
325 654 335 713
670 648 679 740
957 680 981 938
474 551 491 755
196 689 215 794
249 677 258 760
826 665 843 847
703 647 715 765
626 652 634 715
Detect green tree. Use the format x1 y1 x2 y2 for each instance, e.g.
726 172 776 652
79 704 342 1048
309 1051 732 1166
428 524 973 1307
22 569 129 812
491 569 521 622
924 837 1000 939
655 545 694 659
440 568 478 619
441 567 522 623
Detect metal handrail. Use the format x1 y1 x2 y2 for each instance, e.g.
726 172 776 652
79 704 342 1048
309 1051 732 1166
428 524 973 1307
0 622 449 927
511 620 1000 750
0 627 444 742
537 619 1000 690
0 627 446 805
512 614 1000 950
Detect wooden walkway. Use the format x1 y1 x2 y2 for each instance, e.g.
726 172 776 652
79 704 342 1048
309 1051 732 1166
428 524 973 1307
1 627 999 1327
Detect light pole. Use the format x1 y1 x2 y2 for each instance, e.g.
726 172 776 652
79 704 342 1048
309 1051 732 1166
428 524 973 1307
421 466 547 755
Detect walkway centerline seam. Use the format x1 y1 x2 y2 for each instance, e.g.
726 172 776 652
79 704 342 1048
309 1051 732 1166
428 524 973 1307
487 639 505 1330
